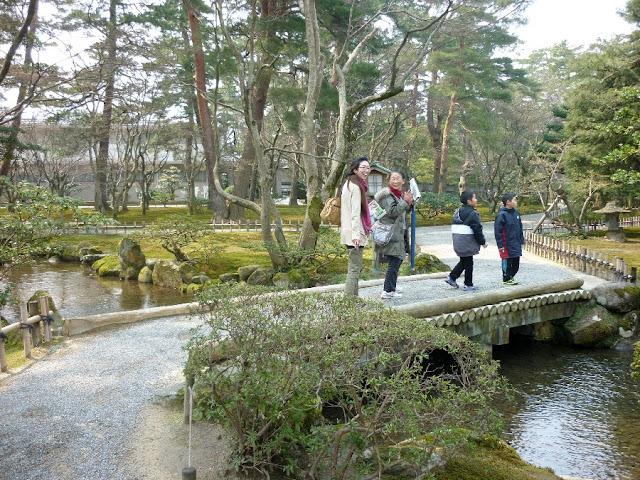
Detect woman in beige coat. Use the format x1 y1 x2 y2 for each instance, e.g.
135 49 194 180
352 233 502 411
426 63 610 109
340 156 371 296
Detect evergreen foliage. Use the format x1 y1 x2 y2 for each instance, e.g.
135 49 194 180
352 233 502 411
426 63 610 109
186 285 511 478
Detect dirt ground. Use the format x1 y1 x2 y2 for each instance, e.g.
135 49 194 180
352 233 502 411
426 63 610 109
127 402 246 480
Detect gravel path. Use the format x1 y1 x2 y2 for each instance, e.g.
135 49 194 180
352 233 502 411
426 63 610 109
0 215 604 480
0 315 198 480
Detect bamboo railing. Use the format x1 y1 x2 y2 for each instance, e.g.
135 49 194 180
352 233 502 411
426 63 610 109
0 296 53 372
524 231 637 284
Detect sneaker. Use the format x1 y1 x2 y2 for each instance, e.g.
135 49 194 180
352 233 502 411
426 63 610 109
444 277 459 289
381 291 402 299
502 278 519 285
463 285 477 291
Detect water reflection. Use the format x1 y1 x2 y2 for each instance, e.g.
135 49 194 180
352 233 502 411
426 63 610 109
1 260 192 321
495 340 640 480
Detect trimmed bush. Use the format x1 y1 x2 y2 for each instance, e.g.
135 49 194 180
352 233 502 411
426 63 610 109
185 284 511 479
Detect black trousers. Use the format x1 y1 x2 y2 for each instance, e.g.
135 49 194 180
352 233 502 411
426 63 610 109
450 256 474 287
502 257 520 281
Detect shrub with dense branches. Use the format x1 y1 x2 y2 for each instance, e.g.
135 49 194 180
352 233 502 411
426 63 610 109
185 285 512 479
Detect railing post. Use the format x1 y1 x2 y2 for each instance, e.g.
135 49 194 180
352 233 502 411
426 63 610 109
27 301 40 347
0 330 7 372
40 296 52 343
20 303 31 359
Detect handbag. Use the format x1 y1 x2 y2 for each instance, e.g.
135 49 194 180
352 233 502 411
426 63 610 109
370 215 401 247
320 196 341 225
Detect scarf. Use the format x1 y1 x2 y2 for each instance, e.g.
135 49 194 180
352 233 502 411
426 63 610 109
351 175 372 234
390 186 402 200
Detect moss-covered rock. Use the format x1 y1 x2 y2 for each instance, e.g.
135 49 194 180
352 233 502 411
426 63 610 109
246 267 276 286
412 253 449 274
591 282 640 313
27 290 63 332
219 273 240 283
273 269 310 290
184 283 204 295
179 262 198 283
191 274 210 285
238 265 261 282
152 259 182 289
92 254 121 277
138 266 153 284
532 321 564 342
563 303 621 347
118 237 146 280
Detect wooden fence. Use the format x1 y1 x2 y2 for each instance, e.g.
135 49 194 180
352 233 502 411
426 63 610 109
60 219 339 235
524 231 638 284
0 296 53 372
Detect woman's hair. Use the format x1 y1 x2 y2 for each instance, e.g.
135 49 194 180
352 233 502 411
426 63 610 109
348 156 370 175
390 168 406 180
346 156 370 215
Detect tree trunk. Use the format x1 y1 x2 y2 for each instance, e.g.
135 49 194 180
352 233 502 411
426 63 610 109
458 129 472 193
185 0 226 219
0 0 38 180
426 69 443 193
297 0 324 251
438 91 458 193
288 158 299 206
532 195 560 234
229 0 277 220
94 0 118 212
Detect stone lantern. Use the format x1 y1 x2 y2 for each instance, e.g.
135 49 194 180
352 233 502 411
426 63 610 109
594 201 630 242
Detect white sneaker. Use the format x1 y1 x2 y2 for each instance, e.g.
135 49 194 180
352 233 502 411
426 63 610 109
381 291 402 299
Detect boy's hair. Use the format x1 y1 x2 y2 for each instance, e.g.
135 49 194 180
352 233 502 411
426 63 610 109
460 190 474 205
501 192 517 205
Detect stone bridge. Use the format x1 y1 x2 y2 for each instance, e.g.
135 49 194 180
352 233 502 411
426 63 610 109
395 277 588 354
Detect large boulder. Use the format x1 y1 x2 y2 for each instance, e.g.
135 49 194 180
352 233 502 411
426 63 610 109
92 254 121 277
219 273 240 283
178 263 198 284
137 266 153 284
412 253 449 274
272 269 310 290
118 237 146 280
27 290 63 333
238 265 261 282
591 282 640 313
247 267 276 286
563 304 622 347
152 260 182 289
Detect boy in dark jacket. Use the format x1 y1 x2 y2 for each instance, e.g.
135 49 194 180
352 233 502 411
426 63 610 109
494 192 525 285
445 191 487 291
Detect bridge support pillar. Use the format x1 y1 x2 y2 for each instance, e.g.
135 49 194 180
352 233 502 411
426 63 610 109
470 323 510 356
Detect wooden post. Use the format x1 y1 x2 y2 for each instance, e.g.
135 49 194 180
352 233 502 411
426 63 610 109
27 301 40 347
20 303 31 359
40 296 52 343
0 330 7 372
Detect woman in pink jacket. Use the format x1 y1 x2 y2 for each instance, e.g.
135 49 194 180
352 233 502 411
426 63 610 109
340 156 371 296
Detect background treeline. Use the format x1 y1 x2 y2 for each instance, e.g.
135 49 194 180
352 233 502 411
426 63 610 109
2 0 640 267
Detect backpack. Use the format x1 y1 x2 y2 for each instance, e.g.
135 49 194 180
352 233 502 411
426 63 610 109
320 196 341 225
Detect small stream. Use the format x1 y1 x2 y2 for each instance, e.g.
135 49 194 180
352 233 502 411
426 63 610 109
495 339 640 480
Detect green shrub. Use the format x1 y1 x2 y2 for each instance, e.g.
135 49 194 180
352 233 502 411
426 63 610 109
185 285 511 478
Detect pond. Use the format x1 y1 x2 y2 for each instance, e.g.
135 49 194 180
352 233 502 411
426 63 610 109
0 260 191 322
